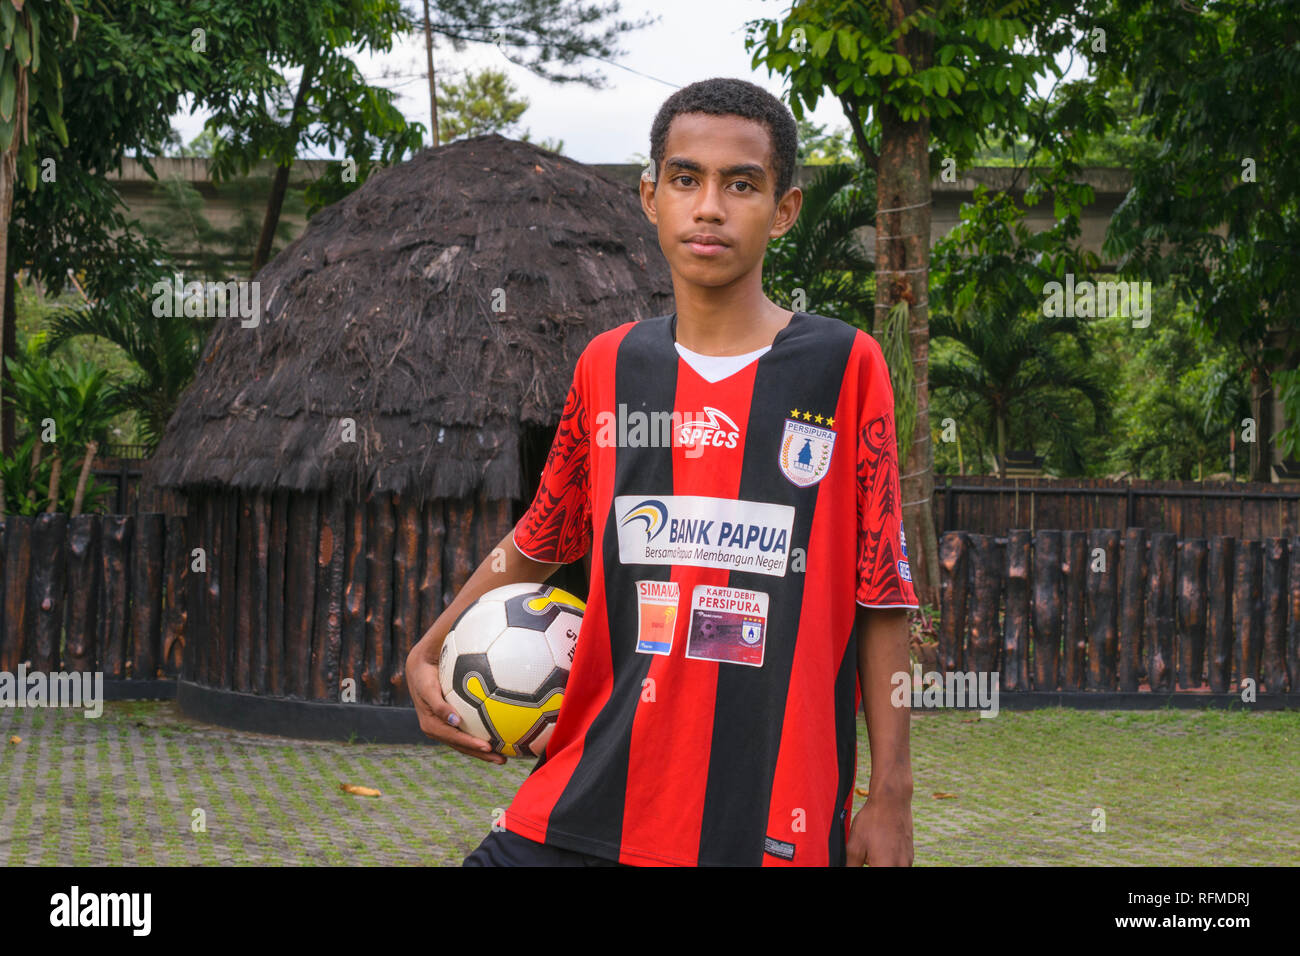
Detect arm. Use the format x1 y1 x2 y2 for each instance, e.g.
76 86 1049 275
406 530 562 764
846 604 915 866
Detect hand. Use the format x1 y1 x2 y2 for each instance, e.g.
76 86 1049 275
407 641 507 765
846 792 913 866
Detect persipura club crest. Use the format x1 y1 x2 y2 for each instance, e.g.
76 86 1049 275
779 408 836 487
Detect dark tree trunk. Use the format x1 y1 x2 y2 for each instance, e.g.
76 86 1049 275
251 56 318 275
866 0 936 606
1 152 15 457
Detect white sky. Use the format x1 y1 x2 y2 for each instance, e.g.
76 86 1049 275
168 0 1088 164
171 0 849 164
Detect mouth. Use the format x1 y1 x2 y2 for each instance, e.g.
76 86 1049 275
683 235 730 257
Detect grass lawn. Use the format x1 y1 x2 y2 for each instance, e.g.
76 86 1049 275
1 701 1296 865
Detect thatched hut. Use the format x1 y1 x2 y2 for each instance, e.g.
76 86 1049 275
144 134 672 734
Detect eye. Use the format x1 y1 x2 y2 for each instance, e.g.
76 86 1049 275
732 181 754 192
673 174 695 186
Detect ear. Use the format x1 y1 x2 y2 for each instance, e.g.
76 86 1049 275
639 173 659 225
769 185 803 239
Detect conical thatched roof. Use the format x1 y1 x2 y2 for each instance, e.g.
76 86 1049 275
146 134 673 505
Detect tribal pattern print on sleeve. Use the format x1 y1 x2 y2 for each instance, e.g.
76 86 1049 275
515 382 592 564
856 409 916 606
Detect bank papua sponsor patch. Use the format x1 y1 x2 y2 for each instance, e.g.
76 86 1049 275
614 495 794 576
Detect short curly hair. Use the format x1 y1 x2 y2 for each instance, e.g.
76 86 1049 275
648 77 799 199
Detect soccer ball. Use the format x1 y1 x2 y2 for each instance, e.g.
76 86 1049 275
438 583 585 757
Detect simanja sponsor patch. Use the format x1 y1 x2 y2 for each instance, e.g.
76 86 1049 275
634 579 680 656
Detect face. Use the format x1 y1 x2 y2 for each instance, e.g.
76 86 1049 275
640 112 802 289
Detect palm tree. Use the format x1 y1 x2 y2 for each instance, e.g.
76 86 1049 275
930 304 1111 477
1 332 119 515
43 285 213 451
762 160 875 332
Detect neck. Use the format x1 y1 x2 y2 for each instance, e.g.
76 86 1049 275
671 267 792 356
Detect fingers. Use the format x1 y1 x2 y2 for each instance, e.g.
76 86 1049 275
445 740 509 765
408 647 508 764
414 708 496 753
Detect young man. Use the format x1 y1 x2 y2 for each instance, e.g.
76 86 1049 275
408 77 918 867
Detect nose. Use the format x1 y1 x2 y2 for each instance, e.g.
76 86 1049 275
693 176 725 223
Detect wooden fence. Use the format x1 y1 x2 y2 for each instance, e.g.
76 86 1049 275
939 475 1300 540
0 512 186 679
3 513 1296 699
0 489 542 704
939 529 1300 693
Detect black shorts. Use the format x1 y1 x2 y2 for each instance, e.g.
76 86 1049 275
462 829 631 867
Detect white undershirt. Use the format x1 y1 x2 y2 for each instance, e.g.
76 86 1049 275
674 341 772 384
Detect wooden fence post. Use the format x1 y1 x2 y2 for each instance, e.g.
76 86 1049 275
99 515 133 679
1032 529 1062 691
363 494 395 704
312 491 346 702
967 534 1002 675
1261 537 1288 693
1233 539 1263 691
162 513 187 676
1176 538 1207 689
130 513 165 680
66 515 100 673
937 531 968 674
1206 536 1234 693
1118 527 1146 692
1061 531 1087 690
1 516 32 672
29 513 67 672
1146 532 1176 691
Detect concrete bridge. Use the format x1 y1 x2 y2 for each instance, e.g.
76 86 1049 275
102 155 1294 480
106 156 1134 271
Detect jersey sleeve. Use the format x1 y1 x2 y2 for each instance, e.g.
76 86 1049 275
512 355 593 564
855 334 920 609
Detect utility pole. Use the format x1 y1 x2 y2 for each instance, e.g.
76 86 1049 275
423 0 439 147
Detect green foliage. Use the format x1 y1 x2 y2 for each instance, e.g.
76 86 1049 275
763 159 876 332
9 0 216 455
41 280 213 453
877 300 915 471
932 176 1101 331
0 0 80 190
0 333 117 514
1097 0 1300 458
1098 290 1247 481
928 301 1111 478
745 0 1088 171
201 0 425 217
417 0 656 87
795 117 854 165
438 68 528 142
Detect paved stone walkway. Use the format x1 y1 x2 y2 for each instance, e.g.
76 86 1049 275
2 701 1297 865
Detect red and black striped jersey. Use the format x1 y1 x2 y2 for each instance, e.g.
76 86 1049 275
507 311 917 866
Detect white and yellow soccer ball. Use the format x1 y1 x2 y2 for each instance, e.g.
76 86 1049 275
438 583 585 757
